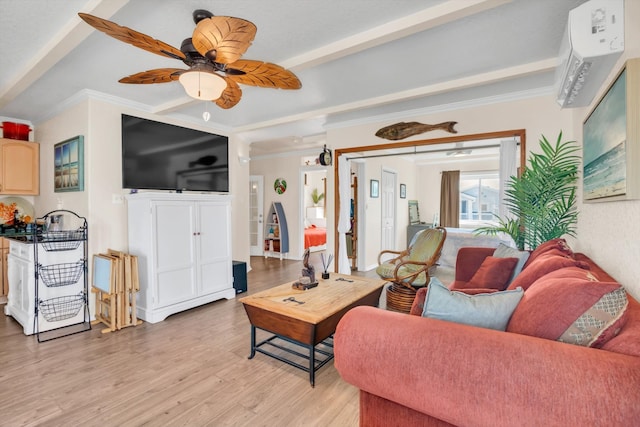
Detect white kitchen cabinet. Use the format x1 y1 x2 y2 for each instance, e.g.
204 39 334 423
126 193 234 323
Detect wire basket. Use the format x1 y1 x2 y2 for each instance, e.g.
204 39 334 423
40 230 86 252
38 261 85 287
38 293 85 322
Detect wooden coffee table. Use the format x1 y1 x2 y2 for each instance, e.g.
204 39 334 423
240 273 385 386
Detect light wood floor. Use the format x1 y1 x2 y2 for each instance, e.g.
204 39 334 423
0 254 374 427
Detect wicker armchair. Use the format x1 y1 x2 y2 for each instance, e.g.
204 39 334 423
376 227 447 313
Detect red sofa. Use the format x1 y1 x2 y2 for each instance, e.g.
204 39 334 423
335 241 640 426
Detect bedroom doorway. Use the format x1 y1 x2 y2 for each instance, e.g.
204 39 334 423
300 167 328 257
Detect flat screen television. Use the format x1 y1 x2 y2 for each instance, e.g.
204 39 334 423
121 114 229 192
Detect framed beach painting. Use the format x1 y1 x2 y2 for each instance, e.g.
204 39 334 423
583 58 640 202
54 135 84 192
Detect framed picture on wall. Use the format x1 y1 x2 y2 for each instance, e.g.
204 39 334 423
400 184 406 198
583 58 640 202
370 179 379 198
54 135 84 192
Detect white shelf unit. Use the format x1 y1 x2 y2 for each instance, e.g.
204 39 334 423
264 202 289 259
126 192 235 323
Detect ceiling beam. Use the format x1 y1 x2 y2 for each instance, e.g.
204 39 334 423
235 57 556 134
281 0 512 71
0 0 129 109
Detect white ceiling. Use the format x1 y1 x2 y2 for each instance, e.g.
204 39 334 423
0 0 587 153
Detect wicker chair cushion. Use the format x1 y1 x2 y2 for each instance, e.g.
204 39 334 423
376 263 428 286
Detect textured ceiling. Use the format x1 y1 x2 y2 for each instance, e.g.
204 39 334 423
0 0 587 149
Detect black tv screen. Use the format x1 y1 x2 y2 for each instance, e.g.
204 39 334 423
121 114 229 192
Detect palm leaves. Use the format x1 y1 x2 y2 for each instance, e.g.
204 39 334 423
475 132 580 250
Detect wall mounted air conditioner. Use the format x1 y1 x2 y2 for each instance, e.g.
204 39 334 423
555 0 624 108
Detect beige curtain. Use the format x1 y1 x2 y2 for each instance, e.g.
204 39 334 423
440 170 460 228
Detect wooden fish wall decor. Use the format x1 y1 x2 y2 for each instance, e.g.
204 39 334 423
375 121 458 141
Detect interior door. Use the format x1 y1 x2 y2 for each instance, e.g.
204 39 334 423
380 168 397 253
249 176 264 256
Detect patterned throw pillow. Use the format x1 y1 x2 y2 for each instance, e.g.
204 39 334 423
507 267 629 348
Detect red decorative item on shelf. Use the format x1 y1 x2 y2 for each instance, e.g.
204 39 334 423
1 122 32 140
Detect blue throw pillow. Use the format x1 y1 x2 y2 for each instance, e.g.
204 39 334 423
422 277 524 331
493 243 530 284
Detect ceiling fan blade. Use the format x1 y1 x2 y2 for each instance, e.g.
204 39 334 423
192 16 257 64
225 60 301 89
78 13 185 61
215 78 242 109
119 68 185 84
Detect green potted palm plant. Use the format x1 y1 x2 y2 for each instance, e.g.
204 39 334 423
311 188 324 206
475 132 580 250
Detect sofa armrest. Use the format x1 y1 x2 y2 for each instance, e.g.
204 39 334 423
335 306 640 427
454 246 496 282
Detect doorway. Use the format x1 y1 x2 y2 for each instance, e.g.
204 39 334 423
249 175 264 256
300 167 328 257
380 168 397 255
334 129 527 268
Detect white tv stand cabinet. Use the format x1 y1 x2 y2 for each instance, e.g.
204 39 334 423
126 192 235 323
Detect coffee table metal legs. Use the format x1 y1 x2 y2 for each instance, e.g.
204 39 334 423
248 325 334 387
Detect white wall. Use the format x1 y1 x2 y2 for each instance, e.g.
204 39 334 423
570 0 640 299
34 100 90 235
326 94 574 270
36 98 250 268
250 156 302 258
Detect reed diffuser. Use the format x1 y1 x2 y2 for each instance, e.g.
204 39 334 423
321 253 333 279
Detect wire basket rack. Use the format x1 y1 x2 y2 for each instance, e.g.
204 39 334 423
38 260 85 287
38 292 86 322
40 229 86 252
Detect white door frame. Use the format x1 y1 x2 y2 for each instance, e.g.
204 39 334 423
249 175 264 256
380 167 397 254
299 166 327 259
352 160 367 271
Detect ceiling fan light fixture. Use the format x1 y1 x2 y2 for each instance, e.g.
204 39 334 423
179 70 226 100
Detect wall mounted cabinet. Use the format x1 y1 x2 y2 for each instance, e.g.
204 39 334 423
0 139 39 195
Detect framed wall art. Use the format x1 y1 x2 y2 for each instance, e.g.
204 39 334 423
274 177 287 194
583 58 640 202
54 135 84 192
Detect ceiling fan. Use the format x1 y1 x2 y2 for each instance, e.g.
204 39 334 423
446 142 472 157
78 10 302 109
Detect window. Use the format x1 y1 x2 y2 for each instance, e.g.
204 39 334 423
459 171 499 223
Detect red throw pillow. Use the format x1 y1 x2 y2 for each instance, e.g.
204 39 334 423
460 256 519 291
507 267 629 348
507 252 589 291
523 238 574 269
